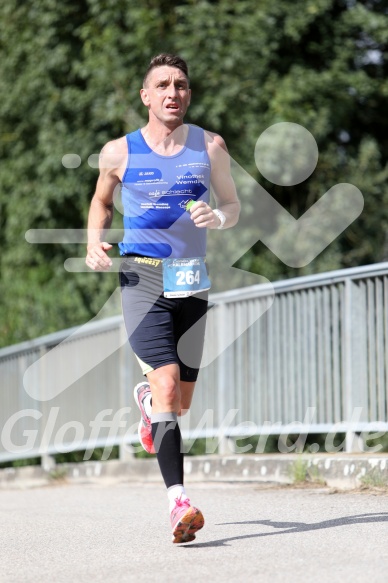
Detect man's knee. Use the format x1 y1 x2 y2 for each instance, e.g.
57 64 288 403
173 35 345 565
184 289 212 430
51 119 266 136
150 374 180 411
177 408 190 417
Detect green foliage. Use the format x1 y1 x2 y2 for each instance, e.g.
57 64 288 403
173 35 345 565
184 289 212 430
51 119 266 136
48 467 68 481
359 467 388 489
183 437 220 455
0 447 120 468
133 437 217 457
288 456 326 485
364 431 388 453
234 432 347 454
289 456 309 483
0 0 387 346
133 444 154 459
53 445 120 463
0 457 40 469
235 434 282 454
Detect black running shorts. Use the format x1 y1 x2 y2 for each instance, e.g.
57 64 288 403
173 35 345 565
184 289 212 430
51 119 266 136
119 256 209 382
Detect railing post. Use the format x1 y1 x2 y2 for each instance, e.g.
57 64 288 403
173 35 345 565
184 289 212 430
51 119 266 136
41 454 56 471
216 300 233 455
118 319 136 459
343 278 359 452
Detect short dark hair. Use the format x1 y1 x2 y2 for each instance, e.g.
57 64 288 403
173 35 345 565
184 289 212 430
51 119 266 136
143 53 189 87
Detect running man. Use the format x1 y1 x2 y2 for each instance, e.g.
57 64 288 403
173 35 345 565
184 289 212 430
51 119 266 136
85 53 240 543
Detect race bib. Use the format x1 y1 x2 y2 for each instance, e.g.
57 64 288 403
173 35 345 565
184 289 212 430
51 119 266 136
162 257 211 298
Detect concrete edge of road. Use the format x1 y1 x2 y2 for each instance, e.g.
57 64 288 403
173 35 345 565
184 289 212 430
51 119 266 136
1 453 388 490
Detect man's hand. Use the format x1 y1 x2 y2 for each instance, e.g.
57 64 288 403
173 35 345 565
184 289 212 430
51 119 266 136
189 201 221 229
85 242 113 271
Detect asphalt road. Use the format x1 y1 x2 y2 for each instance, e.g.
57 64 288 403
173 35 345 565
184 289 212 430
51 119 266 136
1 479 387 583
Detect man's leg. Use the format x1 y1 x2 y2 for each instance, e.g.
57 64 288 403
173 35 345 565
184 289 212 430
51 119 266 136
147 364 204 543
147 363 181 413
178 380 196 415
148 363 183 492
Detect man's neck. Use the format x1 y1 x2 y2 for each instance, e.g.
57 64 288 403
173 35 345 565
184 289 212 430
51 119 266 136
141 121 188 156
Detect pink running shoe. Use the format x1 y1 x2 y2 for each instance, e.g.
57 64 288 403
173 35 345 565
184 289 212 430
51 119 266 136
133 382 155 454
170 497 204 544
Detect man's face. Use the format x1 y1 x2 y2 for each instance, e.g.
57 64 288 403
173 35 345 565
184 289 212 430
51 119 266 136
140 65 191 126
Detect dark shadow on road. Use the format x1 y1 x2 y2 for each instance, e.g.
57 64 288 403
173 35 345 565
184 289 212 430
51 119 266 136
182 513 388 548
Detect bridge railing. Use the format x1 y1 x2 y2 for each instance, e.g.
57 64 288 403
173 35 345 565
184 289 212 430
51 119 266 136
1 262 388 463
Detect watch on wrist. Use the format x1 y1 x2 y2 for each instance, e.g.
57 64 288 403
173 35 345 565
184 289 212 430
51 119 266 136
213 209 226 229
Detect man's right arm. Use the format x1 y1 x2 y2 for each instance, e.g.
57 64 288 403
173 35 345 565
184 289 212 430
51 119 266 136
85 138 126 271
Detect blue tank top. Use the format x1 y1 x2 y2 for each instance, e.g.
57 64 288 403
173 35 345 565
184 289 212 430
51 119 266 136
118 124 211 258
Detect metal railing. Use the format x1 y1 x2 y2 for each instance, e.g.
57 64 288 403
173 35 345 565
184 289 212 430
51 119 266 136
1 262 388 462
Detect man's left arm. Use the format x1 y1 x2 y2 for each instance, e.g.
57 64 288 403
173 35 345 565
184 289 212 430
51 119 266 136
189 132 240 230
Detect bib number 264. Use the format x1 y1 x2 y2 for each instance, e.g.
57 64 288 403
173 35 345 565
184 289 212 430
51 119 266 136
162 257 211 298
176 269 200 286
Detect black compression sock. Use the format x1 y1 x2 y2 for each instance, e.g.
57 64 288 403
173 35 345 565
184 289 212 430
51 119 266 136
151 412 183 489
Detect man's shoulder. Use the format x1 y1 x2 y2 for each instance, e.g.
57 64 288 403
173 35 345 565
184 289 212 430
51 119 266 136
188 125 222 141
202 130 228 155
99 136 128 170
102 135 128 154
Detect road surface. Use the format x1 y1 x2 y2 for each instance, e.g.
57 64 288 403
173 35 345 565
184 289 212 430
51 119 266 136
1 479 387 582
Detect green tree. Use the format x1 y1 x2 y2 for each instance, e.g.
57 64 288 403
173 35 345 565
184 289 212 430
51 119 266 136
0 0 387 347
172 0 388 278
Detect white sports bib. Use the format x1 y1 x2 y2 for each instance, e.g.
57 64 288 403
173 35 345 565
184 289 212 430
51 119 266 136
162 257 211 298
